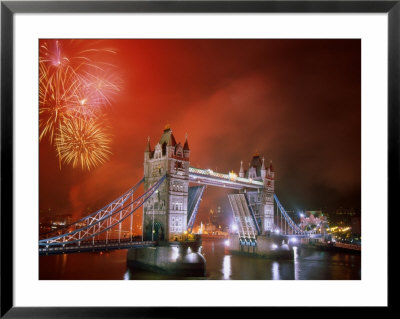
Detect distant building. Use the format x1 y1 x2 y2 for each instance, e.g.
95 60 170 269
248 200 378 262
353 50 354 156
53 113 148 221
326 208 359 227
351 215 361 235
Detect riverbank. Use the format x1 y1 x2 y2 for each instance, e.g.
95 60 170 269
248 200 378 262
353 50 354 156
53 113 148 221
305 241 361 254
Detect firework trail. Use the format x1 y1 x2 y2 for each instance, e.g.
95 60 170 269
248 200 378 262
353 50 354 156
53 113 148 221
79 70 121 109
39 62 80 142
55 117 112 171
39 40 121 170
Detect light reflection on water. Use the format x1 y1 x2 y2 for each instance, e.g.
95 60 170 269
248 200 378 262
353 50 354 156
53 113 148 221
170 246 179 262
222 255 231 280
39 239 361 280
293 247 299 280
123 269 130 280
272 262 280 280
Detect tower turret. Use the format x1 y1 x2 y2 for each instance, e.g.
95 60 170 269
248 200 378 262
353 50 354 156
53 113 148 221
144 137 152 175
145 136 151 153
239 160 244 177
266 160 275 190
261 157 266 180
183 133 190 158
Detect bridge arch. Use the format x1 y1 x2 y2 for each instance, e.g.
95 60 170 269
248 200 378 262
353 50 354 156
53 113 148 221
144 221 164 241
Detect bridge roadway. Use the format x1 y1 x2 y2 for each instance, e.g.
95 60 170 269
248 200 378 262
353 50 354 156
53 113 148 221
39 238 156 256
189 167 264 189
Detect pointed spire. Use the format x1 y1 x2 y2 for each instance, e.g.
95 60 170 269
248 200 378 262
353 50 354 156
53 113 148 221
145 136 151 152
239 160 244 177
183 133 189 151
168 132 177 146
269 160 274 172
261 157 266 180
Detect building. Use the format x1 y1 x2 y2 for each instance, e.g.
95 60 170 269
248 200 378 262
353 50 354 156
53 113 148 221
238 152 275 234
143 125 190 241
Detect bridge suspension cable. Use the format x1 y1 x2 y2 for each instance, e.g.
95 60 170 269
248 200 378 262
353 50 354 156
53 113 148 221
39 177 145 239
39 175 166 247
274 194 311 235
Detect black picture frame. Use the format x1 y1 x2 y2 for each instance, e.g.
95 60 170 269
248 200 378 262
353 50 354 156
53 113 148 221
0 0 394 317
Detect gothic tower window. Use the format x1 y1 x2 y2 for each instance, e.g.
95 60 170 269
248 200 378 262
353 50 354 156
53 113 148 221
174 161 183 173
154 144 162 159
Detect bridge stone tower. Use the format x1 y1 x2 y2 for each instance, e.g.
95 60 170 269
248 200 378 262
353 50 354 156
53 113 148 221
143 125 190 241
240 153 275 234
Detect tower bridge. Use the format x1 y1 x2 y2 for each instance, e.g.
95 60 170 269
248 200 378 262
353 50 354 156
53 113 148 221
39 125 323 255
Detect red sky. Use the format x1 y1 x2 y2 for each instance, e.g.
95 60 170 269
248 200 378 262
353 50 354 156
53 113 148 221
39 39 361 227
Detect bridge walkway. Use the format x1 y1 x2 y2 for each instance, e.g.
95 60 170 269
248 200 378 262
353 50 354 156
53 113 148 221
39 239 156 255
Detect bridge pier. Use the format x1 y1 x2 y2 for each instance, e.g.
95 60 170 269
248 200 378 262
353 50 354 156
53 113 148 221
228 234 294 259
126 238 205 277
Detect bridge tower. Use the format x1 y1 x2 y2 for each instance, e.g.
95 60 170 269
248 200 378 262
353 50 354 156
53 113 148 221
143 125 190 241
262 160 275 233
240 153 275 234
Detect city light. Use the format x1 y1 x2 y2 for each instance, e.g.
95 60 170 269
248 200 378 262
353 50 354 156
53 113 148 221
271 244 278 249
290 237 298 243
231 223 238 232
229 171 237 181
225 240 230 247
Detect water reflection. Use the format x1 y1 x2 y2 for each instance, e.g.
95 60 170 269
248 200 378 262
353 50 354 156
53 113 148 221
170 246 179 262
61 253 67 275
293 247 299 280
39 239 361 280
222 255 231 280
272 262 280 280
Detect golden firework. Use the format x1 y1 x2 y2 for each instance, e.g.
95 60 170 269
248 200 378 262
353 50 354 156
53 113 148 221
39 40 122 170
39 40 121 142
55 117 112 171
39 63 80 142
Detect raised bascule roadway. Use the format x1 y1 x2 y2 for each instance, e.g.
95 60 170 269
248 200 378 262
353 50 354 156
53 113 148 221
39 126 326 255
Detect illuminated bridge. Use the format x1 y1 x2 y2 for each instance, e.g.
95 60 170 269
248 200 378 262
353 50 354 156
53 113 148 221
189 167 264 189
39 172 318 255
39 126 324 255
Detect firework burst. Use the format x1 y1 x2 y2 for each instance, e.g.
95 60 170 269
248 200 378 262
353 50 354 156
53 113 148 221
55 117 112 171
80 70 121 108
39 63 80 142
39 40 121 170
39 40 121 135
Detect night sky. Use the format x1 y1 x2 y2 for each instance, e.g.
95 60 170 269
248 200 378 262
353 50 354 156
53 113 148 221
39 39 361 227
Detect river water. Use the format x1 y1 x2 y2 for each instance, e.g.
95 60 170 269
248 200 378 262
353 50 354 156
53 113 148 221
39 239 361 280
